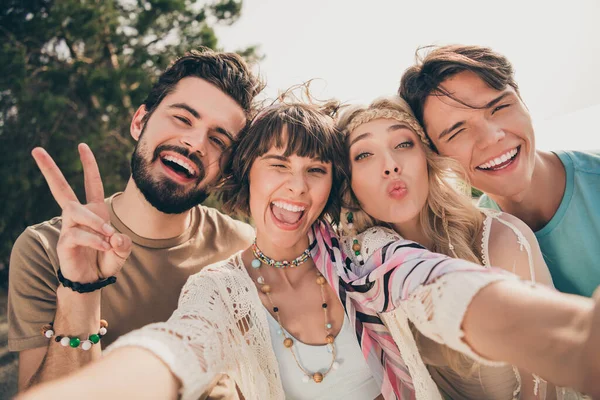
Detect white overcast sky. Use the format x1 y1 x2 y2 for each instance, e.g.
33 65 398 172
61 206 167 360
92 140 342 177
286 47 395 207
214 0 600 151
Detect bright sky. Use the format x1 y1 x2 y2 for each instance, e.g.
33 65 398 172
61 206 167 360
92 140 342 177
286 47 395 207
214 0 600 151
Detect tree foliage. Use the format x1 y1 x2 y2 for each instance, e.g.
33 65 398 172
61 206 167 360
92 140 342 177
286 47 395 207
0 0 258 284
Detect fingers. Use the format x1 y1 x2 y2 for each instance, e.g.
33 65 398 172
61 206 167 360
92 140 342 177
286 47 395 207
60 228 112 252
32 147 79 208
78 143 105 204
109 233 132 260
62 201 115 236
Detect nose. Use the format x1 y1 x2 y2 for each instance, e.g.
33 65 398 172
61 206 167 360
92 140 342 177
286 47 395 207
382 153 402 177
475 119 506 150
286 172 308 195
179 132 207 157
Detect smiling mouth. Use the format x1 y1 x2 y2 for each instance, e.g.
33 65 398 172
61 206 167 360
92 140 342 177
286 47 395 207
160 154 198 180
271 201 306 225
476 146 520 171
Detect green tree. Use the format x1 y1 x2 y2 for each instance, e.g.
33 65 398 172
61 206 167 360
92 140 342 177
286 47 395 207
0 0 259 285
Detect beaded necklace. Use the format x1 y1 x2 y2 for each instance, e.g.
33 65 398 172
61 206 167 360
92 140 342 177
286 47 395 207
251 242 340 383
251 240 311 268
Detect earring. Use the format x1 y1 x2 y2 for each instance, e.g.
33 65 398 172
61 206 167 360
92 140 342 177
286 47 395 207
346 212 364 265
441 208 458 258
346 211 354 231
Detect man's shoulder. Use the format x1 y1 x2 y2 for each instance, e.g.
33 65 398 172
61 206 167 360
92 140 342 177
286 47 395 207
13 217 63 253
196 205 254 237
556 150 600 175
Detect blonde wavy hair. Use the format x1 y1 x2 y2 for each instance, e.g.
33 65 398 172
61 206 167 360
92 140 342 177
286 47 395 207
337 96 485 376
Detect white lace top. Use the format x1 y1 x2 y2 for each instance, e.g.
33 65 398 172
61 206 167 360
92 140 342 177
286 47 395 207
105 248 512 400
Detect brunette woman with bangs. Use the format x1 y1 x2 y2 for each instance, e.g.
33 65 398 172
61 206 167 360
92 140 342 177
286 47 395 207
20 92 600 400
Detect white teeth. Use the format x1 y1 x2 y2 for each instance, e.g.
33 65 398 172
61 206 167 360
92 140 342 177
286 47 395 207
272 201 306 213
163 155 196 176
478 148 518 170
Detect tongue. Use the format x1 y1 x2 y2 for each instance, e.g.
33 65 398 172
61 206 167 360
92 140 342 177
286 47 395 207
272 206 302 224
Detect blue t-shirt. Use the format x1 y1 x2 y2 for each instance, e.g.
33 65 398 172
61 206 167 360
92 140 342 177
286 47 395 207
478 150 600 297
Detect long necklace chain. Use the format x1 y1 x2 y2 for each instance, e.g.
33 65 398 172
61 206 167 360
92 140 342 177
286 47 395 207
251 242 339 383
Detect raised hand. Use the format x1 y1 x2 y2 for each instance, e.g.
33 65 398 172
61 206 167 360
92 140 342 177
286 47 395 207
32 143 132 284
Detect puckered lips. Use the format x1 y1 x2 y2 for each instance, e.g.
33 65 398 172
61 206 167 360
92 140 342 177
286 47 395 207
158 150 201 183
476 145 521 174
387 179 408 200
270 199 308 231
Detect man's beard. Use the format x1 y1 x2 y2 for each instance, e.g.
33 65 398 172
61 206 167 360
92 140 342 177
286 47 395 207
131 137 210 214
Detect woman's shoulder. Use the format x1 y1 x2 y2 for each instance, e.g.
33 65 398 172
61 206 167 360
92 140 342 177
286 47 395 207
178 250 260 308
481 210 536 250
479 210 549 283
183 251 247 287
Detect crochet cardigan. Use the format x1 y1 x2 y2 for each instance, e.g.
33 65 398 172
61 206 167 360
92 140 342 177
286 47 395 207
106 221 517 399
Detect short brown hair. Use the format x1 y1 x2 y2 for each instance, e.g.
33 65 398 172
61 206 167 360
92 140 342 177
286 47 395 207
219 99 346 224
399 45 518 146
142 47 264 123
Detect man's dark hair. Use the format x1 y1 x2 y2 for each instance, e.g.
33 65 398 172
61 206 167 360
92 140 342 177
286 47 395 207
142 47 264 123
399 45 518 133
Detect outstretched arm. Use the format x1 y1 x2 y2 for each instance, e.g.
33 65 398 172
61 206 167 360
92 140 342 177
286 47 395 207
344 229 599 397
463 280 597 396
17 265 270 400
18 346 180 399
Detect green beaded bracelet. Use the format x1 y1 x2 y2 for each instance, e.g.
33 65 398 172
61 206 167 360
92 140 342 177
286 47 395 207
42 320 108 351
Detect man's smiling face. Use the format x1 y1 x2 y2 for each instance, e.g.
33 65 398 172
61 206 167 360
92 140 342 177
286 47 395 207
130 77 246 214
422 71 536 198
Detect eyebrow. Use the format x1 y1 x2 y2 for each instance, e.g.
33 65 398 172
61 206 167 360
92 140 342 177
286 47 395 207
215 127 234 142
349 132 371 147
262 154 288 162
437 93 513 140
168 103 200 119
168 103 234 141
348 123 411 147
261 154 329 167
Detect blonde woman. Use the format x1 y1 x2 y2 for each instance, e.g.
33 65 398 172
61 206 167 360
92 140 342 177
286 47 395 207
337 96 583 399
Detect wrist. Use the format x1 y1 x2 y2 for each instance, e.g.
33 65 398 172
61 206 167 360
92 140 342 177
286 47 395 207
56 286 102 326
58 268 117 293
58 265 100 284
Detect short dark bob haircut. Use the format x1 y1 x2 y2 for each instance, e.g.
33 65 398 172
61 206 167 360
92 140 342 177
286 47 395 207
219 99 346 225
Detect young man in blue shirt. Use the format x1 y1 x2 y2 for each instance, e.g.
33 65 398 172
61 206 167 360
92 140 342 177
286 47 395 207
400 45 600 297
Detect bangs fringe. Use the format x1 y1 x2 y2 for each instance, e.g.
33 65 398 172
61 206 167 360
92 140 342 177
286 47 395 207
250 106 338 163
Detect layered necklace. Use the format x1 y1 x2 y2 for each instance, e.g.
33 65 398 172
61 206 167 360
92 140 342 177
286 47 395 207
251 239 340 383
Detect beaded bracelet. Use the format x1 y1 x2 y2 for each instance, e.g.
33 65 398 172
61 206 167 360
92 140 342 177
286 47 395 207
42 320 108 351
57 269 117 293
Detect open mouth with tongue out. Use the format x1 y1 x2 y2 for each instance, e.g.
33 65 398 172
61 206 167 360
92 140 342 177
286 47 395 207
270 200 307 230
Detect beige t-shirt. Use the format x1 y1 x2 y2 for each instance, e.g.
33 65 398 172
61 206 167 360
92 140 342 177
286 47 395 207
8 193 254 397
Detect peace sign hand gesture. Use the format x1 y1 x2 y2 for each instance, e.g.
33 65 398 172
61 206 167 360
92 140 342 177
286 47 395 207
32 143 132 284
